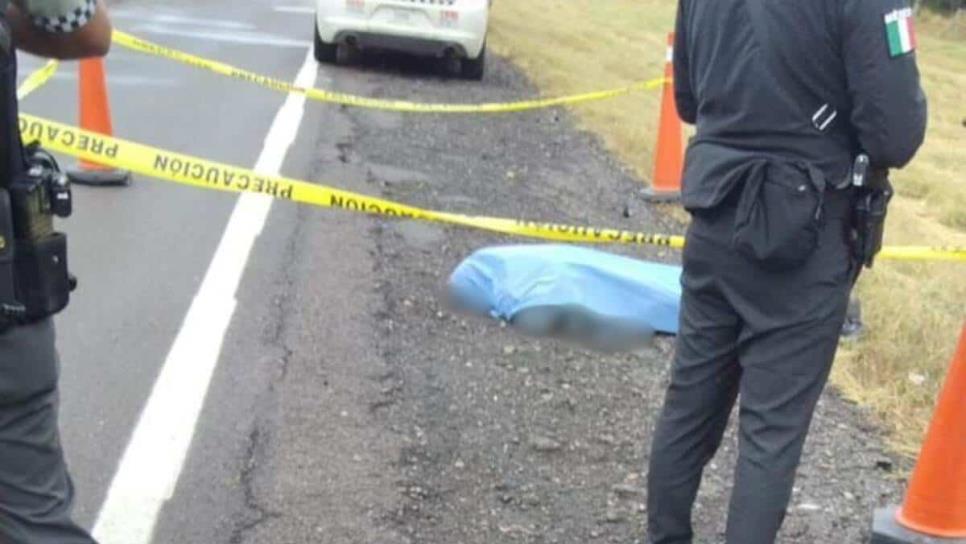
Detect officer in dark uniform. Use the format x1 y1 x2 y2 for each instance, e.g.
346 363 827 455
0 1 111 542
646 0 927 543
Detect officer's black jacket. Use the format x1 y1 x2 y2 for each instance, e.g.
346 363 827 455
674 0 928 209
0 14 21 187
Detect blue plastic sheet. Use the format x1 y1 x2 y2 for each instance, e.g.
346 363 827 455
447 245 682 350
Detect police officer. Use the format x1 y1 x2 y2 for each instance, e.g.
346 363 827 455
0 0 111 542
647 0 927 543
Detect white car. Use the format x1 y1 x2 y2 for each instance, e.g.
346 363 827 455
314 0 491 80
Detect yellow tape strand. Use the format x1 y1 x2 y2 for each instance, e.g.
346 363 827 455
112 30 667 113
877 245 966 262
16 114 965 262
16 60 59 100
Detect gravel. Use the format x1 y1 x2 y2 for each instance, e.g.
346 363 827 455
298 50 908 543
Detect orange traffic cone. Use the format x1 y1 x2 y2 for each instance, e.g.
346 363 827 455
871 323 966 543
643 32 683 203
67 58 131 186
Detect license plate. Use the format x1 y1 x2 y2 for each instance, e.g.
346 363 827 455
392 8 412 23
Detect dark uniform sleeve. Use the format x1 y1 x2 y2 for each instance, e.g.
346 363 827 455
11 0 97 33
841 0 927 169
673 0 697 125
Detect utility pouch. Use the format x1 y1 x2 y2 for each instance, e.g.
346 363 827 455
732 160 827 271
14 231 70 319
8 146 75 320
852 172 893 269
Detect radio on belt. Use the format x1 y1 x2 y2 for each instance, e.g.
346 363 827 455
0 143 77 330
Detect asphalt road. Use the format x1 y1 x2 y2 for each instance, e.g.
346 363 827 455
15 0 906 542
19 0 329 540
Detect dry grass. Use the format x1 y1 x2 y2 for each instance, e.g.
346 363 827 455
488 0 673 184
489 1 966 457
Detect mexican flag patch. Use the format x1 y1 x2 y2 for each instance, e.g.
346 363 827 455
884 7 917 58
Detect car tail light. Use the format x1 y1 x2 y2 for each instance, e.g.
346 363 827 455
441 10 459 24
346 0 364 12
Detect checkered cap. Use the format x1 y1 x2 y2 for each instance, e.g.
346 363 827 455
29 0 96 33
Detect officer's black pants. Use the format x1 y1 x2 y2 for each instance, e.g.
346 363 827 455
647 193 855 544
0 319 96 543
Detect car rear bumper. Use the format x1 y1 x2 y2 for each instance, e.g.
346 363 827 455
317 13 487 58
335 30 471 58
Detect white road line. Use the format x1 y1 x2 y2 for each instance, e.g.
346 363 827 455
43 74 182 88
91 49 318 544
112 12 256 30
275 6 315 14
132 25 312 49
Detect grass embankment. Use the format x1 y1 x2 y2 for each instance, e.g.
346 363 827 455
489 1 966 457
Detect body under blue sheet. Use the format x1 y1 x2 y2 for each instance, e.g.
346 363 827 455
448 245 683 335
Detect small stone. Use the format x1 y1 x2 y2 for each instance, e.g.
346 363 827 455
521 493 541 507
844 491 856 501
908 372 927 386
493 478 516 492
597 434 616 446
407 486 428 500
612 484 645 498
530 435 563 453
605 509 627 523
875 459 894 472
797 503 821 512
454 460 465 469
503 345 516 356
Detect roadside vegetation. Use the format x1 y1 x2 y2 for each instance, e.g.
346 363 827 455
489 0 966 457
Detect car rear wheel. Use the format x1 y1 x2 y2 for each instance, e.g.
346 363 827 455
313 20 337 63
460 44 486 81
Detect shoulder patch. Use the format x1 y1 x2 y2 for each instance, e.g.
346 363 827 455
884 7 917 58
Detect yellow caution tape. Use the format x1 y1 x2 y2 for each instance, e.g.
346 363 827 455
112 30 667 113
16 114 965 262
19 113 688 247
877 245 966 262
17 60 59 100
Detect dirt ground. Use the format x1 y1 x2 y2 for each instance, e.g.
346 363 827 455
246 51 909 544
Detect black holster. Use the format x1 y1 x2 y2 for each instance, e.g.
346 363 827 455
851 170 893 269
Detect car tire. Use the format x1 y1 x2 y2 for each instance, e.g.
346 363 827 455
336 43 362 65
460 44 486 81
313 21 337 63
